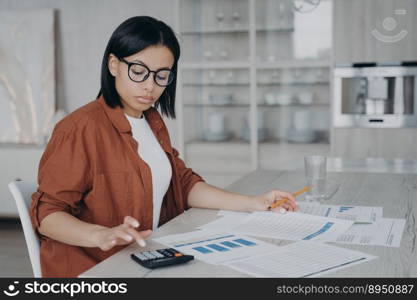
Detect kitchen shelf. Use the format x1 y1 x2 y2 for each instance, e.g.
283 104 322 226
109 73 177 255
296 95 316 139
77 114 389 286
258 102 330 107
181 27 294 34
180 62 250 69
178 0 332 177
184 103 250 107
183 82 250 87
257 81 329 86
186 138 250 145
256 60 331 69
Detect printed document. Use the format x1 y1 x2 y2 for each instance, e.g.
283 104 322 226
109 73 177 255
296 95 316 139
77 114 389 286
226 241 377 277
198 211 249 232
229 211 354 242
153 231 279 265
331 218 406 247
229 212 353 241
298 202 383 223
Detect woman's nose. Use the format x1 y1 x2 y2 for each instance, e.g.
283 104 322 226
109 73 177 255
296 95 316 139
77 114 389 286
142 74 155 92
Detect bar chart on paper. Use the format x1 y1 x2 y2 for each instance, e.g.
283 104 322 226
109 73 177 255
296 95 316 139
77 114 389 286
153 231 279 265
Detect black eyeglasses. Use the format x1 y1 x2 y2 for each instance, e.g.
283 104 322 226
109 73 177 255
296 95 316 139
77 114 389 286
118 57 174 87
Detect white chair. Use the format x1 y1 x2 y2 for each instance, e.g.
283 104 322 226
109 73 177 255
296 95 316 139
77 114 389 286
8 180 41 278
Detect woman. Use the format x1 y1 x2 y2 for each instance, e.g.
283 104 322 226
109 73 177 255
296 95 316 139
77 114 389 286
30 16 298 277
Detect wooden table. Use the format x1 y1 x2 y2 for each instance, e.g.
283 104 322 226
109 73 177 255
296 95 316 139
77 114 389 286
80 170 417 277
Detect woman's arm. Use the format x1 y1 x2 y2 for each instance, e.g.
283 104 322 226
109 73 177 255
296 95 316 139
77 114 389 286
38 212 151 251
187 182 298 213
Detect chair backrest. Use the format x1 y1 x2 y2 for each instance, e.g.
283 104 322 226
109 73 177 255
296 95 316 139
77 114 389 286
8 180 41 278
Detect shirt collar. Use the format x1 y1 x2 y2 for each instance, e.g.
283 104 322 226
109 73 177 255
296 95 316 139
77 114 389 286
98 95 164 133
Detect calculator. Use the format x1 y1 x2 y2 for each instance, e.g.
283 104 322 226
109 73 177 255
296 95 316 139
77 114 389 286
131 248 194 269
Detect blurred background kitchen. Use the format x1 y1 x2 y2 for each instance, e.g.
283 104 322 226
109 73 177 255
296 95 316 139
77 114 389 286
1 0 417 276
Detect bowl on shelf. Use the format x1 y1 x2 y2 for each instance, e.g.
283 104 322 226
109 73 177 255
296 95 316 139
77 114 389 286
285 128 317 143
241 127 268 142
275 93 292 105
202 130 232 142
297 92 314 105
209 93 233 105
264 92 276 105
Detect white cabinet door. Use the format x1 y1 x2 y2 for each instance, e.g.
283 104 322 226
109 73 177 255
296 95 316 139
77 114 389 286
0 148 43 217
333 0 417 63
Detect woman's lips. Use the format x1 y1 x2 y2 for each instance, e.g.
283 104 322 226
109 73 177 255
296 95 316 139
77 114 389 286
135 96 154 104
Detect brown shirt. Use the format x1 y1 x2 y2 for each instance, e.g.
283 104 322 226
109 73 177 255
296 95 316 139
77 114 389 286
30 96 204 277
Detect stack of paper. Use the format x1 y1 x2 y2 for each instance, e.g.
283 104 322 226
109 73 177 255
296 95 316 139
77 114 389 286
199 202 406 248
225 241 377 278
153 231 377 278
226 211 354 242
298 202 383 224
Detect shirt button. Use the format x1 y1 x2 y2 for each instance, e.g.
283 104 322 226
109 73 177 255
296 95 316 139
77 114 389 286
159 140 164 145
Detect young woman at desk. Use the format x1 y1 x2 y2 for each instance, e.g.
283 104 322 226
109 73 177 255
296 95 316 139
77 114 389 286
30 16 298 277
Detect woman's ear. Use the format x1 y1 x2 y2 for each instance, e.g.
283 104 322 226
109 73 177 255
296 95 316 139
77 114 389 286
107 54 119 77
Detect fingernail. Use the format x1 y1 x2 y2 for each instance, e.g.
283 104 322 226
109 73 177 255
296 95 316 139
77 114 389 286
111 240 116 244
279 208 286 214
127 235 133 241
138 239 146 247
134 221 140 228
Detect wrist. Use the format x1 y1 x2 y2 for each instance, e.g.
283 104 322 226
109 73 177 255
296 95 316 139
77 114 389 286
90 224 108 248
244 195 259 212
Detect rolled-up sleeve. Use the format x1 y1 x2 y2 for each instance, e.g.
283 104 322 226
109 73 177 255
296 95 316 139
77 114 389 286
30 126 91 237
171 148 204 209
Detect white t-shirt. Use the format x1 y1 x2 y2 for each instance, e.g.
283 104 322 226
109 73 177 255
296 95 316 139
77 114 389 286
125 114 172 230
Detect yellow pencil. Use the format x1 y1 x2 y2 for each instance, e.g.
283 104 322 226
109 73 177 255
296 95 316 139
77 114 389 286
269 186 311 209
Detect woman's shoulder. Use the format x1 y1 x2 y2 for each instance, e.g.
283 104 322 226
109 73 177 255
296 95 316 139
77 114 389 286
54 99 103 133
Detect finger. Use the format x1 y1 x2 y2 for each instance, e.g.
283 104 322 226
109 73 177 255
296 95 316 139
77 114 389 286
284 198 298 211
277 191 296 203
271 206 287 214
276 192 298 210
123 216 140 228
139 229 153 239
114 229 134 243
100 238 117 251
126 228 147 247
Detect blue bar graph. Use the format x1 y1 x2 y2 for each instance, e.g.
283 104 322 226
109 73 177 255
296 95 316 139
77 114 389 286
339 206 354 213
192 246 213 254
233 239 257 246
207 244 229 252
302 222 334 240
220 241 241 248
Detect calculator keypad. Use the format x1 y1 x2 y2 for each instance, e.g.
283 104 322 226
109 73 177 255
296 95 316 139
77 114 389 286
131 248 194 269
134 248 179 261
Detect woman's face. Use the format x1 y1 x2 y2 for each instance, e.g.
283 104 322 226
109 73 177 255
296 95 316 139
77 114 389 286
108 45 175 118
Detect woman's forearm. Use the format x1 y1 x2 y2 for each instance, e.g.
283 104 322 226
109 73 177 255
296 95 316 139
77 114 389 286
38 211 106 247
187 182 256 212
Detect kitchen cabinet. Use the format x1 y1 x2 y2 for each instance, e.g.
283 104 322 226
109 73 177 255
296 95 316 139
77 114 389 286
331 128 417 159
333 0 417 64
177 0 332 185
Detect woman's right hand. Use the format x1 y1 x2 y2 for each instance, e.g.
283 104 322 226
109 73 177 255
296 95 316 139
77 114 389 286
92 216 152 251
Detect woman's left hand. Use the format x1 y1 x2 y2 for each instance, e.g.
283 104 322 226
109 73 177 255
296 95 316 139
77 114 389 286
250 190 298 213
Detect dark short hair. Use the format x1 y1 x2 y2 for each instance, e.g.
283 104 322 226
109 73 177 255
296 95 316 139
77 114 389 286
97 16 180 118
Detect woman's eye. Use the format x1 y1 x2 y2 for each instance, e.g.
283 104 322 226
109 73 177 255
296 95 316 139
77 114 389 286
132 70 145 75
157 75 167 80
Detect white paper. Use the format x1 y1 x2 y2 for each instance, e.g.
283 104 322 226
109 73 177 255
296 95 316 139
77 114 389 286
298 202 383 224
331 218 406 247
153 231 279 265
226 241 377 278
218 210 250 217
198 210 249 232
230 211 354 242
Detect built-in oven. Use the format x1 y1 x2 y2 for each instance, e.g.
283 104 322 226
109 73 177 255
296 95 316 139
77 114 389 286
333 65 417 128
